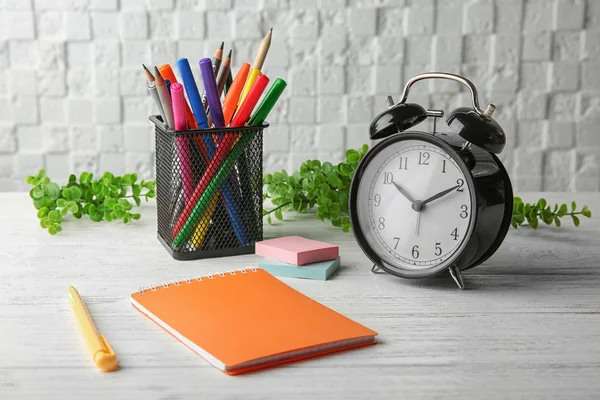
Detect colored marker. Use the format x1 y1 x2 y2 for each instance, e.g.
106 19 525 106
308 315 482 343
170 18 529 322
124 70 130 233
159 64 198 129
176 58 208 129
199 58 225 128
222 63 250 125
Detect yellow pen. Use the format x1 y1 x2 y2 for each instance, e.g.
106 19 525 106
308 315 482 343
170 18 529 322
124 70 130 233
68 286 119 372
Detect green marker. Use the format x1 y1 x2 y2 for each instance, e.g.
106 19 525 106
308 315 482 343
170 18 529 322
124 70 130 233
173 78 288 247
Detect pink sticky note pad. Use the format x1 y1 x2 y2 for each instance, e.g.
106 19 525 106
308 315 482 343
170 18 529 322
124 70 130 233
255 236 339 266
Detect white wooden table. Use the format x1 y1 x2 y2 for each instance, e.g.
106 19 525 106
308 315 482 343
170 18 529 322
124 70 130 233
1 192 599 399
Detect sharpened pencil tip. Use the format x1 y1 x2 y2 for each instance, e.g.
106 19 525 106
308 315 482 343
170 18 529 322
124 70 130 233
153 66 162 78
219 41 224 50
227 49 232 58
270 27 273 32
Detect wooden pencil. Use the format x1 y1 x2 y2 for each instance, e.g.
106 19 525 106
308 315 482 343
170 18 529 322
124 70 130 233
213 41 224 78
142 64 155 83
216 49 232 96
253 28 272 71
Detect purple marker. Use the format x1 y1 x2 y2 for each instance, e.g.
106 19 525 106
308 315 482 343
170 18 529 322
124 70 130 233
199 58 225 128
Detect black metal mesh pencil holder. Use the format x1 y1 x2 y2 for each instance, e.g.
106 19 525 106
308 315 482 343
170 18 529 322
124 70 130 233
151 115 266 260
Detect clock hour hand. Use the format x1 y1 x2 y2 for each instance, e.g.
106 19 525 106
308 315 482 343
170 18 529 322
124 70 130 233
391 181 418 206
421 185 460 206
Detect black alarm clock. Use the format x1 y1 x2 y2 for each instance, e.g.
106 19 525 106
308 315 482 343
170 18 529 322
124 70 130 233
349 72 513 289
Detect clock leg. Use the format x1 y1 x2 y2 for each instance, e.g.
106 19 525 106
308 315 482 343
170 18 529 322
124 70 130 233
449 266 465 290
371 264 386 274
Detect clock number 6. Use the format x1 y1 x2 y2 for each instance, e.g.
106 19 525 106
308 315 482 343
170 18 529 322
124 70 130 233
412 245 419 259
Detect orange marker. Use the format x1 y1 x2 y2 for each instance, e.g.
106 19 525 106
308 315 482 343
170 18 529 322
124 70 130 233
222 62 250 125
159 64 198 130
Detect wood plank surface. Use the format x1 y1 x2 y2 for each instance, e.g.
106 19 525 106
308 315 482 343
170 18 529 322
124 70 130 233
1 192 599 399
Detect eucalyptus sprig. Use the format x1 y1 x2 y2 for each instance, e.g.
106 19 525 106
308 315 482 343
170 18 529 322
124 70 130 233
26 169 156 235
511 197 591 229
263 144 369 232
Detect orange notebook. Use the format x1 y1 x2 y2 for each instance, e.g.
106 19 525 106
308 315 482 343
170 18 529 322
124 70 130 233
130 268 377 375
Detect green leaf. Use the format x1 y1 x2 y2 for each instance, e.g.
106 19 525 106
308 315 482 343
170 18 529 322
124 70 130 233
572 215 580 227
53 223 62 232
571 201 577 212
31 187 44 199
132 184 141 196
528 216 539 229
40 218 52 229
68 201 79 213
56 199 67 207
131 213 141 220
48 225 57 235
553 216 561 227
60 207 68 216
558 204 568 216
48 210 62 223
537 198 547 210
511 220 518 229
104 211 113 222
133 196 141 207
581 205 592 218
267 215 272 224
37 207 49 218
274 208 283 220
25 175 34 184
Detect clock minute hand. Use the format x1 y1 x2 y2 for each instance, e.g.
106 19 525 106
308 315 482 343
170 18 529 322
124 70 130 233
391 181 417 206
421 185 460 206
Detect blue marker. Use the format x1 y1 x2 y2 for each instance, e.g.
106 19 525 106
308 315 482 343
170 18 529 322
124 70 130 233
176 58 208 129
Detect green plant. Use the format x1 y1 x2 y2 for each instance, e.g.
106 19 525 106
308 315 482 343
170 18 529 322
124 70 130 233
511 197 591 229
26 169 156 235
263 145 592 232
263 144 369 232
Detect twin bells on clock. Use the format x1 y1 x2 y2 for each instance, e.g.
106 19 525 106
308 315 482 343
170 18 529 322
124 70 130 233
370 72 506 155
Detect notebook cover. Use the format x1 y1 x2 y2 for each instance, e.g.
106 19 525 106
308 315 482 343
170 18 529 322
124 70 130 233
258 257 340 280
130 269 376 374
255 236 339 265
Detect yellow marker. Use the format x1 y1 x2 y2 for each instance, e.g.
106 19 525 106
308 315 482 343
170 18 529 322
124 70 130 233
190 195 220 247
238 68 261 106
68 286 119 372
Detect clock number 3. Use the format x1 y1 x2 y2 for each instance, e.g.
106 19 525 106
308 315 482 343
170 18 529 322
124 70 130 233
460 204 468 219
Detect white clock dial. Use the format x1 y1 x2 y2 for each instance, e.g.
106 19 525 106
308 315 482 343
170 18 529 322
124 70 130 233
356 139 474 272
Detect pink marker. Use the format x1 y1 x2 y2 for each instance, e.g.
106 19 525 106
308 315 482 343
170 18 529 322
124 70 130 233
171 83 192 204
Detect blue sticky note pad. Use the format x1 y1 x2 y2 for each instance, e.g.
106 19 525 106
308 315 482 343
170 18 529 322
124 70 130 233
258 257 341 281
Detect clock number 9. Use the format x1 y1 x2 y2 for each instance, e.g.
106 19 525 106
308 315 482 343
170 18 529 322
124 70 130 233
374 194 381 207
412 245 419 259
378 217 385 230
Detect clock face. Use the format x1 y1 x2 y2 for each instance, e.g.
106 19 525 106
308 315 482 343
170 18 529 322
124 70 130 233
354 136 475 276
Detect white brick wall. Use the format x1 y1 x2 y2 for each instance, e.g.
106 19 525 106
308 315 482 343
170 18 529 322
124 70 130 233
0 0 599 191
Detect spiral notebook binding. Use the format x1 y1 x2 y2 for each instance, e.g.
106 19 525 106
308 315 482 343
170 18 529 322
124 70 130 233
138 267 258 294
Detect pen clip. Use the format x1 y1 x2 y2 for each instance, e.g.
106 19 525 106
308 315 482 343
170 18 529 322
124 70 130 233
95 334 119 372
